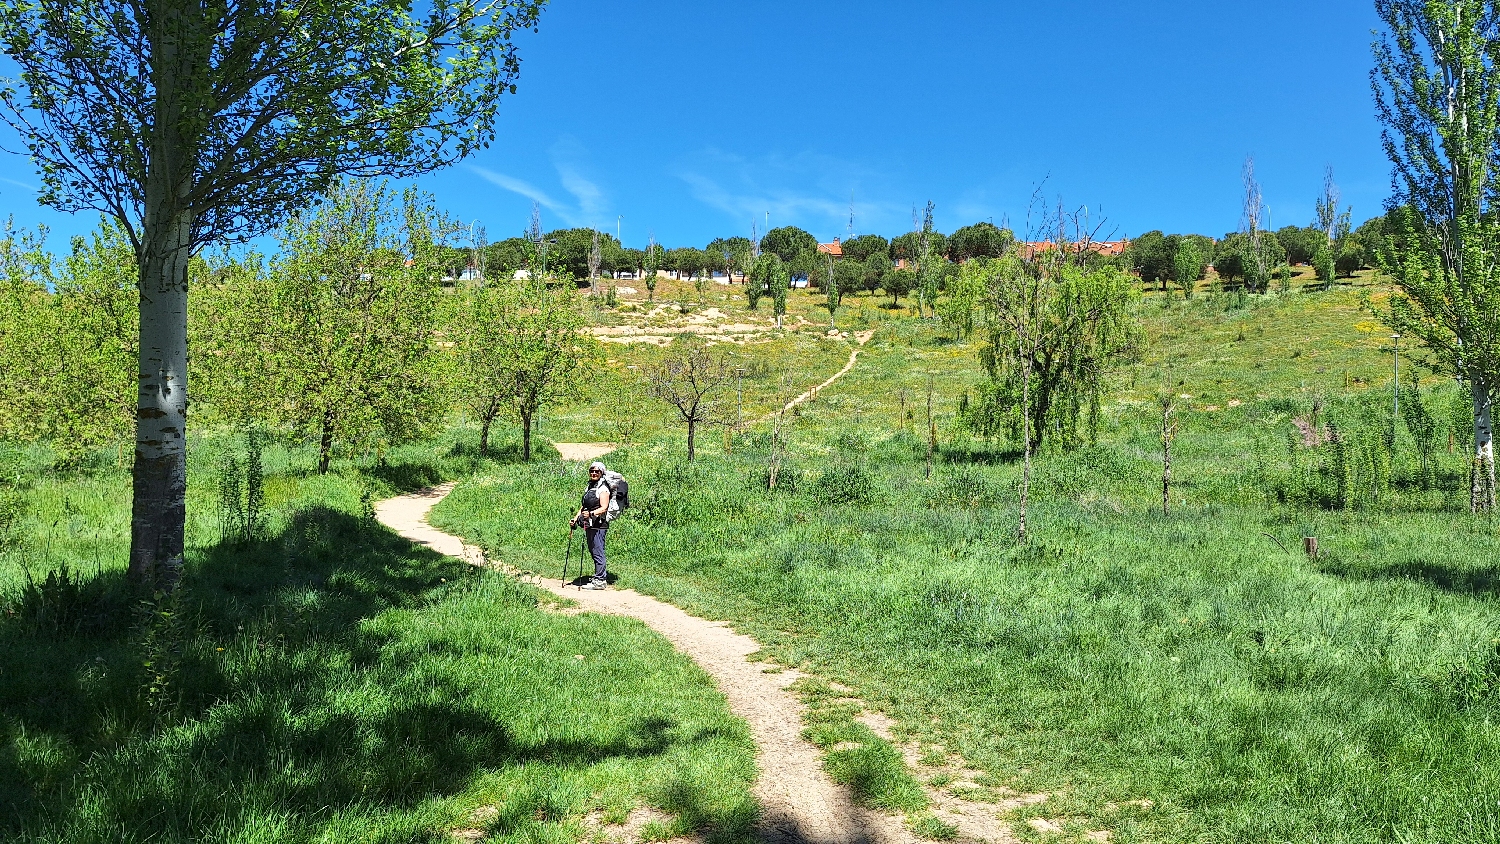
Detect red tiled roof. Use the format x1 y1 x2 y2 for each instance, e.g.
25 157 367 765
1020 240 1129 259
817 237 843 257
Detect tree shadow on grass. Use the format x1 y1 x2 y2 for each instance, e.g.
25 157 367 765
0 505 723 842
1319 554 1500 598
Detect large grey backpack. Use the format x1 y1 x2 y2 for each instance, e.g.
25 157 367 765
600 470 629 521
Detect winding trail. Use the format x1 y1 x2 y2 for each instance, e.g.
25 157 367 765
760 330 876 423
370 343 1045 844
374 480 916 844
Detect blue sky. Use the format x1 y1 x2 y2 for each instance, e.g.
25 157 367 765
0 0 1390 251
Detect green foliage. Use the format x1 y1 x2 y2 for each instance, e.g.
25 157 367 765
194 180 447 473
946 222 1013 263
1372 0 1500 509
447 278 596 460
976 256 1143 449
0 221 136 463
891 230 948 263
939 259 987 338
543 228 621 280
216 427 266 545
748 253 785 311
1126 230 1178 286
760 226 818 263
1173 238 1203 299
1313 239 1336 284
1276 225 1324 266
840 234 890 263
883 268 915 306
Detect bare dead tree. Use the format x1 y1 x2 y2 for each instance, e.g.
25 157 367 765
645 340 734 461
1242 156 1270 292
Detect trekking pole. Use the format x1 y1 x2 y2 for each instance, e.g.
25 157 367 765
561 523 576 586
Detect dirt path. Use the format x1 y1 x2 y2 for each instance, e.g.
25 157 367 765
553 443 618 463
374 483 925 844
761 330 876 423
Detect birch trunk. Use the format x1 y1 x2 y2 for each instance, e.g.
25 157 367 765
129 208 194 586
1474 379 1496 512
129 1 197 587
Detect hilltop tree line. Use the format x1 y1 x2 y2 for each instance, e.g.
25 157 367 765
497 210 1389 305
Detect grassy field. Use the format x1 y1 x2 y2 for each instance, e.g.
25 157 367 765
0 433 757 844
430 274 1500 844
6 272 1495 843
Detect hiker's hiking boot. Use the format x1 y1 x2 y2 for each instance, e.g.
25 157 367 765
581 581 607 590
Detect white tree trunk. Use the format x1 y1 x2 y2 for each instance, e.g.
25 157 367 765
130 4 197 586
1474 379 1496 512
129 209 194 586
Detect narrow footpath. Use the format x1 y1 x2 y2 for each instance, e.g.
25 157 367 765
760 330 876 423
375 482 915 844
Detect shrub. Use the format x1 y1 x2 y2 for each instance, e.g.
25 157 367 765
811 464 877 506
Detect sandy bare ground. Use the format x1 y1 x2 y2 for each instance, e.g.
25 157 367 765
553 443 618 463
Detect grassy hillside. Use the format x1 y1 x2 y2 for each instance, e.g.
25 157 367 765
432 275 1500 844
5 273 1492 843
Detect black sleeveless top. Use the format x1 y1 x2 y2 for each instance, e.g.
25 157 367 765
581 479 607 513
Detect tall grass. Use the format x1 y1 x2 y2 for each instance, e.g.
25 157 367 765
434 394 1500 843
0 429 756 843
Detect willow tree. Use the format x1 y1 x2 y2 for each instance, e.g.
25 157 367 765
1373 0 1500 511
978 253 1141 452
976 248 1141 539
0 0 545 586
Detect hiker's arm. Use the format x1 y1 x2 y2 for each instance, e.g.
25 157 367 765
590 487 610 518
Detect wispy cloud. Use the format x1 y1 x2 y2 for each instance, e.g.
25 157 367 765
0 176 37 193
549 136 607 224
469 166 575 223
468 137 612 229
676 148 908 238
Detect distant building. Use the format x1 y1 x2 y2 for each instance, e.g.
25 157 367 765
816 238 844 259
1020 240 1130 260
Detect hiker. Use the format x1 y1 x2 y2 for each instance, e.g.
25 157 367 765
573 461 612 590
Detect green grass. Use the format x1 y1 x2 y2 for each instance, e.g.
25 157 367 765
431 279 1500 843
0 430 756 843
5 274 1492 843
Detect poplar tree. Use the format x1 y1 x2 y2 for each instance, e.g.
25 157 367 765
0 0 545 586
1373 0 1500 511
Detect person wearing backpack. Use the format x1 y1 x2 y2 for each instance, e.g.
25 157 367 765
573 461 614 590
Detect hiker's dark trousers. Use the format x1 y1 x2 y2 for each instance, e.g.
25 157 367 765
585 526 607 584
